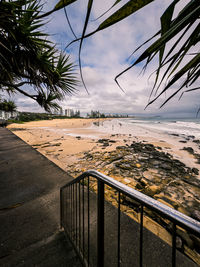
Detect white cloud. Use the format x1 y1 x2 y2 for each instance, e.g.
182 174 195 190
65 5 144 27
12 0 199 117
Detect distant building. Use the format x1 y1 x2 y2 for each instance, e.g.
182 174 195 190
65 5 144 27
65 109 73 117
64 109 81 117
0 110 18 120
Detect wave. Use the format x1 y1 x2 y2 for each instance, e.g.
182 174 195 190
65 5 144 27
90 117 200 139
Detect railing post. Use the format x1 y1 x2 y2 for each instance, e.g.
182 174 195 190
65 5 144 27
60 188 63 228
97 180 105 267
172 223 176 267
139 205 144 267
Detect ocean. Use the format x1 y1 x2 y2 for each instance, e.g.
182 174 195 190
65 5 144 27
91 117 200 139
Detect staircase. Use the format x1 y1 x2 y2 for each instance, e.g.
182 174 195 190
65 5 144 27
60 170 200 267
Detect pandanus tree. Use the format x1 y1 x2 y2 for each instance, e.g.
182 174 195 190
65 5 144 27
0 0 78 112
0 99 17 113
46 0 199 109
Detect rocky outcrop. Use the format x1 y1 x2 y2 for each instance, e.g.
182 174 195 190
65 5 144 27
67 141 200 217
66 140 200 263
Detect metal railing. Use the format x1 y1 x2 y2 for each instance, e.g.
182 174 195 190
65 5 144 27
60 170 200 267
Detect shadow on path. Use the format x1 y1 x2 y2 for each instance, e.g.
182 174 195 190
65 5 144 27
0 128 81 267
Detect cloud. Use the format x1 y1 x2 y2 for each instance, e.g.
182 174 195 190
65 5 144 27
11 0 199 118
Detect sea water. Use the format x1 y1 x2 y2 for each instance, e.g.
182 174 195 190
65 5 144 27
126 117 200 138
91 117 200 139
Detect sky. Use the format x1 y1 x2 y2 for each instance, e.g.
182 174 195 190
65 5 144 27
12 0 199 117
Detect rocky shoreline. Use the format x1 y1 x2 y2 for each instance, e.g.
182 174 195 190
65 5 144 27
8 121 200 264
66 138 200 264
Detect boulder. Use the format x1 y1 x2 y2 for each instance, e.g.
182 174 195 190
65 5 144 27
146 185 162 196
182 147 194 154
135 163 141 168
190 235 200 253
157 199 174 209
192 168 199 175
177 229 194 249
191 210 200 222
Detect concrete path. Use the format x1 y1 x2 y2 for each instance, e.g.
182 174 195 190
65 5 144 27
0 128 82 267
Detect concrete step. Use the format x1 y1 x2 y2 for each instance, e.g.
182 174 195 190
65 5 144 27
1 231 82 267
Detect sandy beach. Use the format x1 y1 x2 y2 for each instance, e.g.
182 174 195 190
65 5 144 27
7 117 200 214
7 117 200 263
8 118 120 169
8 117 200 175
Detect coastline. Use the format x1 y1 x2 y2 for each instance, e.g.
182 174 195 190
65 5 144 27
7 117 200 263
7 118 112 169
7 117 200 197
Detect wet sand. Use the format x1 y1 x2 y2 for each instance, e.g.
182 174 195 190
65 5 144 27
7 118 200 177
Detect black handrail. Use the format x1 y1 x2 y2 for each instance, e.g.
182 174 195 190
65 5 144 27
60 169 200 267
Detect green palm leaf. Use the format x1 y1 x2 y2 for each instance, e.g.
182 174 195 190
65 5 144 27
0 0 79 112
97 0 155 32
147 53 200 108
50 0 200 109
63 0 157 47
54 0 78 11
114 1 200 108
92 0 122 21
78 0 94 93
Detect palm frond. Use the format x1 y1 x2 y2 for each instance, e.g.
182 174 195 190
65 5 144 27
0 0 79 110
52 0 199 108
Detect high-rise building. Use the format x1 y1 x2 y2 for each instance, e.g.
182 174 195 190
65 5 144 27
65 109 73 117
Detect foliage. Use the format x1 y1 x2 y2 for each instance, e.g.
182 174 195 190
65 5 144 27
0 0 78 112
0 99 17 112
51 0 199 107
8 112 73 123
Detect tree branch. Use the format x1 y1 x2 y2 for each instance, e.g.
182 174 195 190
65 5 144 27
1 82 37 100
14 81 33 87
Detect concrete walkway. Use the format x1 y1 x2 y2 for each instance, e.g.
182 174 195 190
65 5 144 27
0 128 82 267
